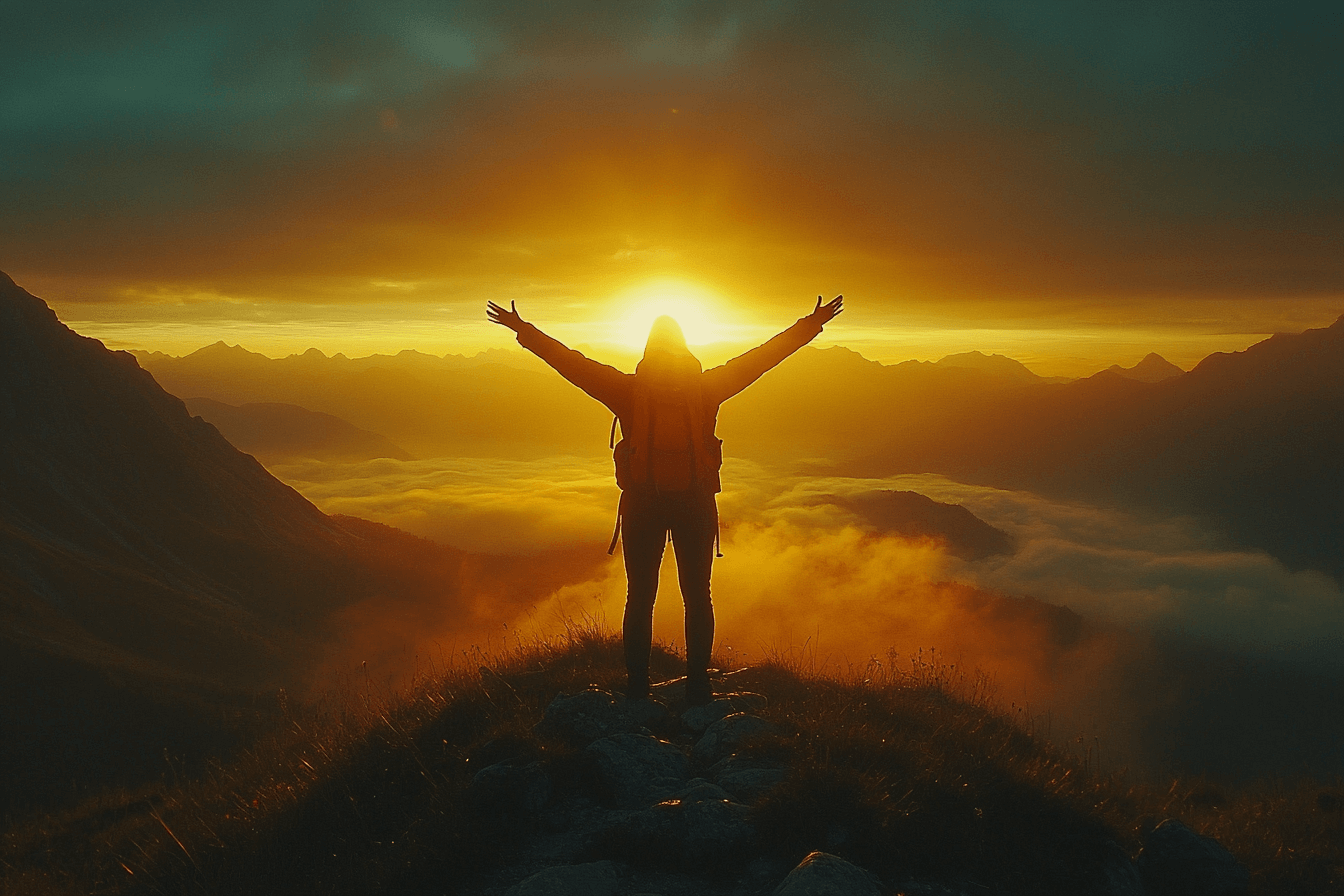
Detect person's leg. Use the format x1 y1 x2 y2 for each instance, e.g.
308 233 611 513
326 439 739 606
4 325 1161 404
671 490 717 705
621 490 666 699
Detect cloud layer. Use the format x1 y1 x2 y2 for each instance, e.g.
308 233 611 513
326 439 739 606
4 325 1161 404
277 456 1344 669
279 453 1344 775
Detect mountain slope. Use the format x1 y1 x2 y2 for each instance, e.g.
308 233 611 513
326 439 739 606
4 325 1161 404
1105 352 1184 383
0 272 520 810
853 317 1344 577
2 272 368 683
184 397 413 463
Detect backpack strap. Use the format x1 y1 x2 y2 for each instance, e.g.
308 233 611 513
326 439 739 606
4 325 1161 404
714 497 723 558
609 415 619 449
607 491 625 555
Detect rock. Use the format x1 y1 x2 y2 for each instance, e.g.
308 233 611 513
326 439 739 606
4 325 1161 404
709 754 783 777
668 778 734 803
682 700 737 735
718 767 787 803
1137 819 1249 896
709 755 787 801
681 692 768 734
623 696 671 730
1088 840 1146 896
506 860 622 896
605 796 756 868
772 851 883 896
585 733 690 807
468 761 550 820
536 689 671 746
692 713 776 765
678 798 756 865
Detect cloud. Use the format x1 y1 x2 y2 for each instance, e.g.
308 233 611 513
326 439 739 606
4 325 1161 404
280 455 1344 670
864 473 1344 667
286 452 1344 775
272 455 621 552
4 1 1341 313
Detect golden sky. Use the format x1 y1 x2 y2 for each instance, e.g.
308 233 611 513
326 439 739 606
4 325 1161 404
3 2 1341 375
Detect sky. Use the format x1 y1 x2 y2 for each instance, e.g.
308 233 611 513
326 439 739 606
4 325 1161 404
3 0 1342 374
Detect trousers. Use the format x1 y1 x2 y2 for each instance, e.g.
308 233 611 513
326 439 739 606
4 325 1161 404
620 487 717 699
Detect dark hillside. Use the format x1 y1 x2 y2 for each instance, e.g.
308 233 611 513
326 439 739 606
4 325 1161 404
4 632 1334 895
850 317 1344 577
0 272 512 812
183 397 413 464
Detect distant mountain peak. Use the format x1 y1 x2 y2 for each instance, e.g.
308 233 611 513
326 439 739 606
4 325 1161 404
934 350 1041 382
1105 353 1184 383
189 340 264 360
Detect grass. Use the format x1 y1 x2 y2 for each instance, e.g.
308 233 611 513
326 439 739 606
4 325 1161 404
3 626 1342 894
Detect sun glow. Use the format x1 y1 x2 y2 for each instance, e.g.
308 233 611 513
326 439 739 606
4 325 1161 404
611 280 729 350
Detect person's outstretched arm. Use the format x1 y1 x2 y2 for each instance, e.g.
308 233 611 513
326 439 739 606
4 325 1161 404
704 295 843 404
487 301 629 412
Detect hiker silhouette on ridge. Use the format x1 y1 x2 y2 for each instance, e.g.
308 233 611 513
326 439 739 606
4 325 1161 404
488 295 844 705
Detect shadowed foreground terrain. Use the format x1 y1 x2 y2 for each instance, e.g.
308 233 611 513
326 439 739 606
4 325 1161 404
4 630 1339 895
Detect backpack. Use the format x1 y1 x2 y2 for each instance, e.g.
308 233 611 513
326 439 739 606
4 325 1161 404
606 376 724 556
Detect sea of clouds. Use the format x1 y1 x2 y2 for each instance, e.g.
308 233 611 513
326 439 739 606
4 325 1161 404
276 455 1344 670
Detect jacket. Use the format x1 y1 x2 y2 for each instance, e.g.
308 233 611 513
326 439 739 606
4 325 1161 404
515 315 824 493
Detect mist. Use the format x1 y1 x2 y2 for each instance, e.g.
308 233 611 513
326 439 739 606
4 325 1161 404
275 455 1344 672
260 451 1344 778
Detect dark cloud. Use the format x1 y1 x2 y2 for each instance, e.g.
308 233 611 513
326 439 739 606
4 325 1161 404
2 1 1340 307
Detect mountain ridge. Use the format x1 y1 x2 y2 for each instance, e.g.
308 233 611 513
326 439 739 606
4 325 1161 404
0 271 537 810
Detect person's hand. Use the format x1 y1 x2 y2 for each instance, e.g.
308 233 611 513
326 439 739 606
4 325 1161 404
487 300 526 332
809 294 843 326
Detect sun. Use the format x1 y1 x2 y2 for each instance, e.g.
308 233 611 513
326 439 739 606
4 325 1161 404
612 279 727 350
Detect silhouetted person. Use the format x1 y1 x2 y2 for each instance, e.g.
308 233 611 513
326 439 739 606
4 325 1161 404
488 295 843 704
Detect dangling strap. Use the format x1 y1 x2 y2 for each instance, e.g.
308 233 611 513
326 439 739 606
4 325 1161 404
607 491 625 555
714 504 723 558
609 415 619 449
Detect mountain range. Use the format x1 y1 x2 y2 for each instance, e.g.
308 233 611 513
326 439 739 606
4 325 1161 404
134 318 1344 578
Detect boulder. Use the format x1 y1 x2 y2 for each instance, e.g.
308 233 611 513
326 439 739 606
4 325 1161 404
506 860 622 896
692 713 776 765
718 766 787 803
772 851 883 896
536 689 673 747
1087 840 1146 896
585 733 690 807
678 798 756 865
668 778 734 804
1137 819 1249 896
681 692 768 734
709 754 784 778
605 796 756 868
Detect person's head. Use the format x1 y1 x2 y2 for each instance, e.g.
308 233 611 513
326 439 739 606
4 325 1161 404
637 315 701 379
